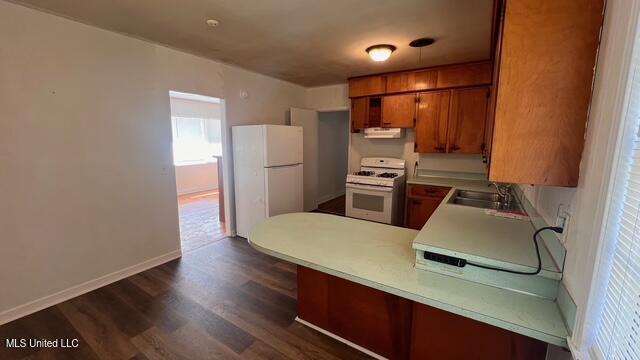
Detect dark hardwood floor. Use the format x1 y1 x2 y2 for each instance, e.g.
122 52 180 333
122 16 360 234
316 196 345 217
0 238 371 360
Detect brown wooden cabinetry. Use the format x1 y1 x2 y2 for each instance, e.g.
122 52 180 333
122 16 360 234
405 184 451 230
349 76 386 98
488 0 604 186
382 94 417 128
435 62 492 89
348 61 492 99
414 87 489 154
415 91 450 153
351 97 382 132
350 97 368 131
448 87 490 153
386 70 437 93
297 266 546 360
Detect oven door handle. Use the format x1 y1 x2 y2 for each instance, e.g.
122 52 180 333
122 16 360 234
346 183 394 192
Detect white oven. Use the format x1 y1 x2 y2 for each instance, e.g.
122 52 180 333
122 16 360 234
345 183 399 225
345 157 406 225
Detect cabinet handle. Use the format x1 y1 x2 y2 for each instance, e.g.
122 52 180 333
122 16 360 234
434 146 445 152
451 145 461 151
412 199 422 205
383 122 393 125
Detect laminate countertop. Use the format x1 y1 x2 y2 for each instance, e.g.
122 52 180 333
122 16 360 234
407 176 561 278
248 212 568 347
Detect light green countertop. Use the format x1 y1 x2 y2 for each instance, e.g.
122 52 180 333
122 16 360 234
408 176 561 277
249 213 568 347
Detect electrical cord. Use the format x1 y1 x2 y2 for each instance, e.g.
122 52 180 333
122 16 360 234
466 226 564 275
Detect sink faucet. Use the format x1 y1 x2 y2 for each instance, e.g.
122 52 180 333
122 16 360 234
489 182 512 205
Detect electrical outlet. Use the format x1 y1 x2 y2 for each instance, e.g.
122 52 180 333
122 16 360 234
555 204 567 228
555 204 571 244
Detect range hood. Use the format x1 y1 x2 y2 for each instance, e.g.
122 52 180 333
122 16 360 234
363 127 405 139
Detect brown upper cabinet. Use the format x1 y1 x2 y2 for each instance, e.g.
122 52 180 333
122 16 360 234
349 76 386 98
488 0 604 187
448 87 489 154
415 87 489 154
386 70 437 93
351 97 368 131
415 91 450 153
351 96 382 132
435 62 492 89
348 61 492 98
382 94 417 128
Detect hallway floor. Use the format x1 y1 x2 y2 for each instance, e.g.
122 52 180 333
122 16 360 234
316 195 345 217
178 191 226 253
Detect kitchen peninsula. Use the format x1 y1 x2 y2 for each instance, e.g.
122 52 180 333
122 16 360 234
249 208 568 360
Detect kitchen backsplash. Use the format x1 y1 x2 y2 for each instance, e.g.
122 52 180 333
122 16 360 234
349 129 419 172
349 129 487 176
417 153 487 174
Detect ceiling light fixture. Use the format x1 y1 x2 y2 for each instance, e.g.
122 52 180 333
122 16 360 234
366 44 396 62
206 19 220 27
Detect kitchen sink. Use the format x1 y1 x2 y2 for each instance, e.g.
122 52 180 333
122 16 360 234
448 190 525 212
456 190 501 202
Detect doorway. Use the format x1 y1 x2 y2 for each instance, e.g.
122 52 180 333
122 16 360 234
169 91 227 253
291 108 349 216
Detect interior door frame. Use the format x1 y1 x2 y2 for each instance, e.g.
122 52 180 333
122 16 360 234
290 107 320 211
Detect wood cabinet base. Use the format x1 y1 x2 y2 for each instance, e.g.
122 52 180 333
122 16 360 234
297 266 547 360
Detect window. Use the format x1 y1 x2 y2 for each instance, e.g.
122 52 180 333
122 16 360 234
589 22 640 359
171 116 222 165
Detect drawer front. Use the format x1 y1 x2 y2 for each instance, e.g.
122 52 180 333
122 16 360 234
408 184 451 198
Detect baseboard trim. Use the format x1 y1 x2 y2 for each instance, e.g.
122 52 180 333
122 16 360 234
294 317 387 360
177 186 218 196
0 249 182 325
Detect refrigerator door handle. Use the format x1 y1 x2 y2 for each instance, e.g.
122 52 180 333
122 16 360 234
264 163 302 169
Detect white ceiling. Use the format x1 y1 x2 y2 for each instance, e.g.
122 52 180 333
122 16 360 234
8 0 495 86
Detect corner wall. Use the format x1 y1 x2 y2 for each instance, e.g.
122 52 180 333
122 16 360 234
0 0 305 323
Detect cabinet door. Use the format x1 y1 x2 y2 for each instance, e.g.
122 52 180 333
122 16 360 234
382 94 416 128
489 0 603 186
386 70 437 93
406 197 442 230
349 76 386 97
415 91 450 153
435 61 492 89
350 97 368 132
448 87 489 154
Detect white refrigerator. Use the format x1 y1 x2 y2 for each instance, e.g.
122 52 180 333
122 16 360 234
232 125 304 238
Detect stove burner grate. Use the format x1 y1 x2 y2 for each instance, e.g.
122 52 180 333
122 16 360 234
354 170 376 176
377 172 398 178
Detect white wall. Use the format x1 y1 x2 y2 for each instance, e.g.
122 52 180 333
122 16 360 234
318 111 349 202
349 130 420 172
175 163 219 195
0 0 305 323
418 154 487 174
306 84 349 111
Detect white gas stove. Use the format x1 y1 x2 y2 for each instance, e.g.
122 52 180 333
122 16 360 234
345 157 406 225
